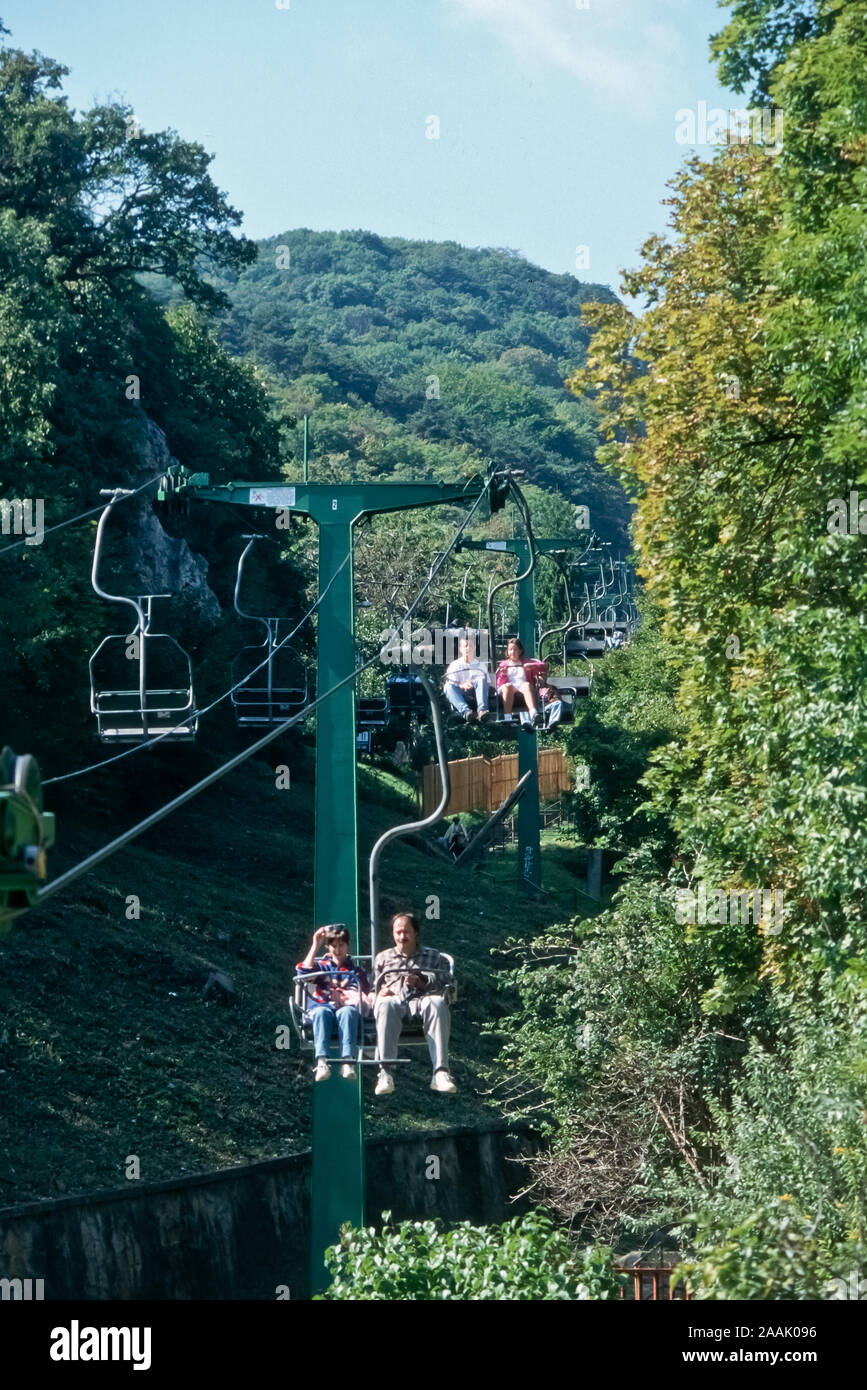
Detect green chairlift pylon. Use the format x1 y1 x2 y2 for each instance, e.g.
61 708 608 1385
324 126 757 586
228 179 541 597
157 468 497 1290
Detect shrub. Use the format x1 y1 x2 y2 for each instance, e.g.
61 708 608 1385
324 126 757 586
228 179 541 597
318 1210 623 1301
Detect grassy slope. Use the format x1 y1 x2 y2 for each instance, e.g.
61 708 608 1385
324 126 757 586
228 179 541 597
0 739 597 1205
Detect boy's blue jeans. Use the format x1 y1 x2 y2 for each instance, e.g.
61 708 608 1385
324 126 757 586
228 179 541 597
309 1004 359 1059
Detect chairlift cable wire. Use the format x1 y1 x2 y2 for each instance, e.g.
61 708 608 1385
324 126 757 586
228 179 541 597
37 651 382 906
0 474 164 559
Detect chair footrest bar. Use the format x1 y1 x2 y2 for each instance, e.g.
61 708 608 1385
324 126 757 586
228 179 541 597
356 1057 412 1066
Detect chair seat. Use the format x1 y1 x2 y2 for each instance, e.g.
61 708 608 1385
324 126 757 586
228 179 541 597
294 1009 430 1050
98 726 196 742
357 698 389 728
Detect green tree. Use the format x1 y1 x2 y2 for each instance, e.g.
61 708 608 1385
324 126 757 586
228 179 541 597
0 24 281 757
0 37 254 307
502 0 867 1291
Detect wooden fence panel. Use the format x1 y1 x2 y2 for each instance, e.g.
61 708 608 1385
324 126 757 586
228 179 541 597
423 755 491 815
422 748 570 817
489 754 517 809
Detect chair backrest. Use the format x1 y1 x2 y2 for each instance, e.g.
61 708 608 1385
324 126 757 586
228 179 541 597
231 641 308 726
387 674 428 719
89 632 198 741
357 698 389 728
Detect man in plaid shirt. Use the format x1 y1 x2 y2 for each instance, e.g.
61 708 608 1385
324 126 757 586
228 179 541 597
373 912 457 1096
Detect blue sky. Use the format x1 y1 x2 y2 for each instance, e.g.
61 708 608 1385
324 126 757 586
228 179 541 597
2 0 736 294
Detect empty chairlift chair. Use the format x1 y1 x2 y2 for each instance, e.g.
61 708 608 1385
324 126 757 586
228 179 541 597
386 672 429 729
574 629 607 657
89 490 198 743
230 537 309 727
356 690 390 754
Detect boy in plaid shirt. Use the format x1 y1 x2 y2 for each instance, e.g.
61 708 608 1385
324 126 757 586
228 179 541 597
297 925 370 1083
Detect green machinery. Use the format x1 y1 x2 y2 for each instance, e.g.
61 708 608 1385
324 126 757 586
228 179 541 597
0 747 55 934
157 467 499 1288
457 536 591 895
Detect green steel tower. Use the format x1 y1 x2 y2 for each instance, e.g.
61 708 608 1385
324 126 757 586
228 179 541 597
157 471 492 1289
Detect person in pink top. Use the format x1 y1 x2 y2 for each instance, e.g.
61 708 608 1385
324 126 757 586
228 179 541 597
495 637 548 728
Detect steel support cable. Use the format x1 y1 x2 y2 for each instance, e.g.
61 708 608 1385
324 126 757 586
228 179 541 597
0 474 164 559
37 476 494 904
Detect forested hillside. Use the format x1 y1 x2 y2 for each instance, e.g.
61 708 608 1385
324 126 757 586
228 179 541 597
0 28 308 764
207 230 630 547
0 18 619 1211
0 15 606 1209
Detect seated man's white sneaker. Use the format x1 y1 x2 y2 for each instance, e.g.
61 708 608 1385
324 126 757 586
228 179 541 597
340 1062 356 1080
314 1059 331 1083
431 1070 457 1094
374 1068 394 1096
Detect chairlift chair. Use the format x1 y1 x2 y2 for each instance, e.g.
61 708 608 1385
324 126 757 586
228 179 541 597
230 537 309 727
607 565 632 633
88 490 198 743
592 557 616 601
289 954 457 1059
592 603 618 635
565 627 607 659
386 673 429 728
355 681 390 755
357 698 389 729
546 669 592 702
444 628 570 732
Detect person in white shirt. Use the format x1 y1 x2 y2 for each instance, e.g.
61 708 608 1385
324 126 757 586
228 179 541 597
443 636 492 722
441 817 468 858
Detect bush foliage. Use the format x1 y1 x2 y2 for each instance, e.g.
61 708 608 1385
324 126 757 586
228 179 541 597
319 1211 623 1301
